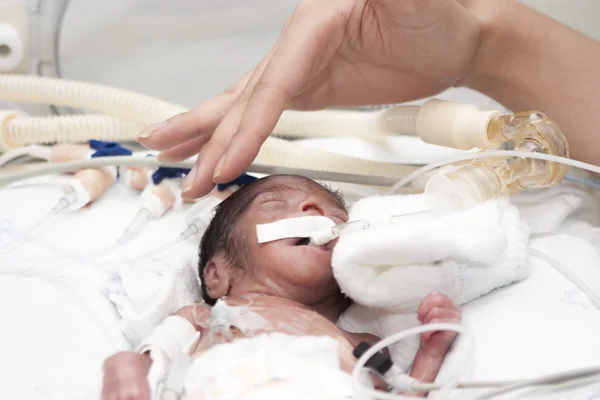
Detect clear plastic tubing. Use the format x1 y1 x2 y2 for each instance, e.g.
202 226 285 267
387 151 600 195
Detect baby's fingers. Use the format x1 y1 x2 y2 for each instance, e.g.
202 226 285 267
419 306 461 341
418 292 456 322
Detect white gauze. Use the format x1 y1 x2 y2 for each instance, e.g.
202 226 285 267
256 216 336 244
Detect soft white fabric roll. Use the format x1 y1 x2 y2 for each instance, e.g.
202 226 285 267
334 194 531 370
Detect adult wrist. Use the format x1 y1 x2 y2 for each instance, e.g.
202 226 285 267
458 0 522 94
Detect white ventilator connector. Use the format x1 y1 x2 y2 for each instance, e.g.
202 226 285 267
273 100 502 150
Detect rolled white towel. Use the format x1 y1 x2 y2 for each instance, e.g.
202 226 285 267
334 194 530 369
333 195 530 312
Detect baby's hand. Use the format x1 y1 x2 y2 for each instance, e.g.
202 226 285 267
416 292 462 358
102 351 152 400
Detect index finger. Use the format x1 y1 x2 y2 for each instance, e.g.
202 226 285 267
212 3 347 183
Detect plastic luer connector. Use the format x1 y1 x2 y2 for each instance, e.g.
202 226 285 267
426 111 570 209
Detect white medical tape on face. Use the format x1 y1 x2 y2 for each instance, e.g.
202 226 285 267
256 216 336 244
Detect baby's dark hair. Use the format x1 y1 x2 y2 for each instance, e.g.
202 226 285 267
197 175 346 305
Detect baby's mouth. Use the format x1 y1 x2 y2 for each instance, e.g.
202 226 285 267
294 237 312 246
292 237 338 251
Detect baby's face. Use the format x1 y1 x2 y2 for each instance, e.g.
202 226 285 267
238 176 348 304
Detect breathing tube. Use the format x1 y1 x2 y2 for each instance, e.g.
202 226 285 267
0 74 598 215
0 74 572 186
0 74 414 179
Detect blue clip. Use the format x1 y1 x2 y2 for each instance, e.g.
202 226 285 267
89 140 133 158
217 173 258 191
152 167 191 185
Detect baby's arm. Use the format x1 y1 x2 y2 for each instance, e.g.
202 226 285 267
101 305 210 400
409 292 462 387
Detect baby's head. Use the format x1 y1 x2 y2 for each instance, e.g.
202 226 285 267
198 175 348 306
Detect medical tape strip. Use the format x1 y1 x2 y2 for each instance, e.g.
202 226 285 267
256 216 336 244
137 315 200 361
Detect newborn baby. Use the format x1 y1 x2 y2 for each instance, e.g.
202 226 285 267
102 175 462 399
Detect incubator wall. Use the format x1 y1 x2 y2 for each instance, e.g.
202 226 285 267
55 0 600 110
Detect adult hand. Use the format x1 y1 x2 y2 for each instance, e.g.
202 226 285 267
137 0 482 199
101 351 152 400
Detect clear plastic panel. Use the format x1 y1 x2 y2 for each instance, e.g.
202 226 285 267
1 0 72 115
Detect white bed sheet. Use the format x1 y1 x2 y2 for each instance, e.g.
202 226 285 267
0 178 199 399
432 234 600 399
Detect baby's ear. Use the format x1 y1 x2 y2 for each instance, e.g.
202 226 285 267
203 252 231 299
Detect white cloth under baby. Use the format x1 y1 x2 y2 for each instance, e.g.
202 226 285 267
183 333 356 400
334 193 530 370
107 253 202 347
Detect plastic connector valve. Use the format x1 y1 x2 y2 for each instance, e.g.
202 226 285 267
425 111 571 210
152 167 191 185
216 173 258 192
353 342 393 376
353 341 417 392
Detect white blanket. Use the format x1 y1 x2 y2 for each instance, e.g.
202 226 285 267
334 194 530 370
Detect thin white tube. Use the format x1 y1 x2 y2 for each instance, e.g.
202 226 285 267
6 115 145 146
272 106 420 138
529 248 600 310
351 323 474 399
0 74 187 125
0 157 408 189
467 368 600 400
387 150 600 194
0 144 51 166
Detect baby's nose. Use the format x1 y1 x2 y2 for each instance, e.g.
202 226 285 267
300 201 325 216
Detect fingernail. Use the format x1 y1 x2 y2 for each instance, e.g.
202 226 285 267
182 166 197 193
213 156 225 181
156 152 166 161
136 120 169 141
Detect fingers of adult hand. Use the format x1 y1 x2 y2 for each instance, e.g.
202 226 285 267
417 292 454 322
177 20 293 197
156 135 212 162
136 70 253 151
212 86 288 183
180 132 229 199
213 6 346 183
